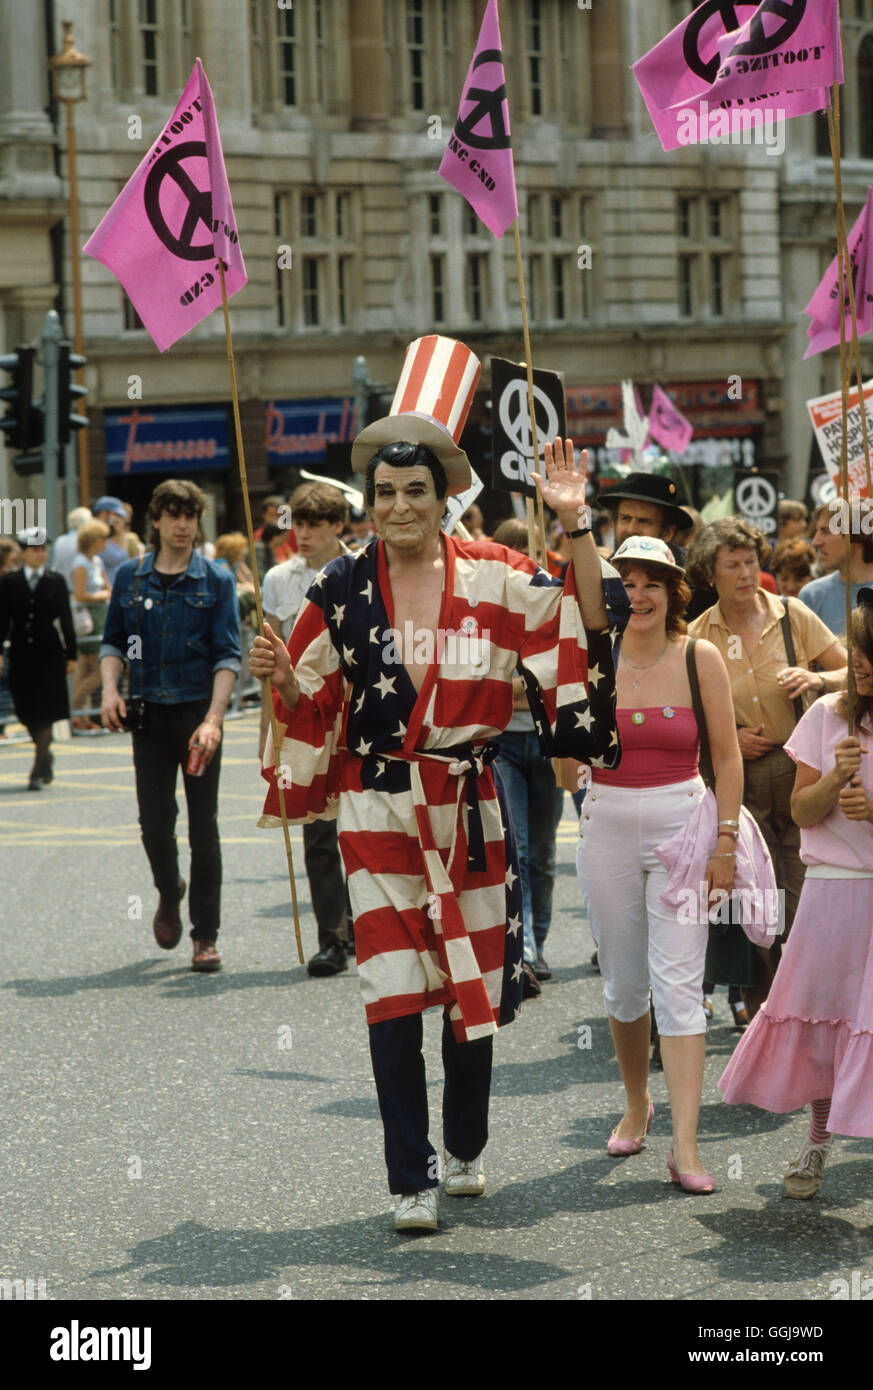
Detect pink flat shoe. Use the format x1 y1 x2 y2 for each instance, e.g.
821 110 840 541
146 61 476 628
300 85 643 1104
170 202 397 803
607 1100 654 1156
667 1151 715 1194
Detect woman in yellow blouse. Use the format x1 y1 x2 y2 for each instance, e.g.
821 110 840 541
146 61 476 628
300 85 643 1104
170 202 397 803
687 519 847 958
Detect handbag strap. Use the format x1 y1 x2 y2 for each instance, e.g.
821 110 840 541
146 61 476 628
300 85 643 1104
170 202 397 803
685 637 714 788
780 597 804 726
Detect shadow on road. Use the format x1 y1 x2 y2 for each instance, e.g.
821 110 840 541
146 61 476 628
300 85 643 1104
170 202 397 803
2 959 306 998
90 1216 569 1294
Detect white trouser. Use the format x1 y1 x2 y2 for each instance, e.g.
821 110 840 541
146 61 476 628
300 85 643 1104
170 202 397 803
576 776 708 1036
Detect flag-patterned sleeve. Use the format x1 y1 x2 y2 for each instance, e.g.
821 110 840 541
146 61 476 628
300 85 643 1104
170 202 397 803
515 557 628 767
258 580 345 826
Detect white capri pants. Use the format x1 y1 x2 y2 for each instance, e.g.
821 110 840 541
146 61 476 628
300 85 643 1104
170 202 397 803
576 776 709 1036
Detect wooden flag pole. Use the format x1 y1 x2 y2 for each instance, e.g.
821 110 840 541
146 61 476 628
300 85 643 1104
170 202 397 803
513 219 549 567
827 109 873 500
827 80 856 732
217 260 304 963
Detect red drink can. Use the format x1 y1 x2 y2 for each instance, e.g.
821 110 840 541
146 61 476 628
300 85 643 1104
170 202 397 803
186 744 206 777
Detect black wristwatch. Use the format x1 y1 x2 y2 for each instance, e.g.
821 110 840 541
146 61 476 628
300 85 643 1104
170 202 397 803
564 527 591 539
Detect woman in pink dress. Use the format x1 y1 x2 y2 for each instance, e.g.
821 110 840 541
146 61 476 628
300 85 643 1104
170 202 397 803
720 593 873 1198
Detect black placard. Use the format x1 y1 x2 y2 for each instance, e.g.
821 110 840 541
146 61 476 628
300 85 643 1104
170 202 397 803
490 357 566 498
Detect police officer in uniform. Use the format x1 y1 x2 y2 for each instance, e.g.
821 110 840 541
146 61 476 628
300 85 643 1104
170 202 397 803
0 528 77 789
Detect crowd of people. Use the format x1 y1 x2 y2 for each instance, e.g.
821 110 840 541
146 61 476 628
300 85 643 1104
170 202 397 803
2 340 871 1231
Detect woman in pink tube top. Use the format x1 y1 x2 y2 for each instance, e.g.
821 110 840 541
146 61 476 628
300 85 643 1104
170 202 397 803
576 535 743 1193
720 593 873 1200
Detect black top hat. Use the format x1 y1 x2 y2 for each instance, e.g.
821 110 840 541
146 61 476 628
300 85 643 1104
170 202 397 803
596 472 694 532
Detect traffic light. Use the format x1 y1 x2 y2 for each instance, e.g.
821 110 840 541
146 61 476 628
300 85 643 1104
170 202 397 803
0 346 36 451
57 341 88 446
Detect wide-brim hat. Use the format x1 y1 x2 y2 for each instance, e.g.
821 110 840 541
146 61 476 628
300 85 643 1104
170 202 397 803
351 335 481 496
596 472 693 532
612 535 685 577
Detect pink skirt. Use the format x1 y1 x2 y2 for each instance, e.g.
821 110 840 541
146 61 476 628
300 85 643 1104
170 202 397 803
718 879 873 1137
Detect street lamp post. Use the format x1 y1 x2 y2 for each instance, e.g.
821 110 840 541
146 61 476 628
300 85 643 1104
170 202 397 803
49 20 91 509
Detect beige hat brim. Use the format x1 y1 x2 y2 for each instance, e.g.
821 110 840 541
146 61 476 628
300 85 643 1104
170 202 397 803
351 415 473 496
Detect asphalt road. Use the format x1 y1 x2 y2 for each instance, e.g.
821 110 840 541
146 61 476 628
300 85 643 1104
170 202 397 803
2 711 872 1307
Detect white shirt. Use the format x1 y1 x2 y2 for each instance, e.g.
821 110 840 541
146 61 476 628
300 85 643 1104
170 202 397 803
261 544 350 642
51 531 80 581
24 566 45 587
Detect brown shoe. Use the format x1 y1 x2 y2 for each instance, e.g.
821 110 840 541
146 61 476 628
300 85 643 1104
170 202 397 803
153 879 186 950
191 939 222 972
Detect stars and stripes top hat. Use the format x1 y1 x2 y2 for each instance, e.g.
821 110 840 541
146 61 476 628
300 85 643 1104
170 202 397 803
351 335 481 495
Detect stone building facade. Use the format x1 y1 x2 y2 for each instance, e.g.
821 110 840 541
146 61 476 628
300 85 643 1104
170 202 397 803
3 0 873 534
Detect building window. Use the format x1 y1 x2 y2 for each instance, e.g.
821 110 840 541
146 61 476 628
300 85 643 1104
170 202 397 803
429 194 443 237
278 5 296 105
526 0 544 118
676 194 734 319
860 34 873 159
388 0 461 116
139 0 160 96
250 0 333 115
678 255 695 319
274 188 358 331
122 293 145 332
301 258 320 327
431 254 445 323
108 0 121 91
107 0 197 97
519 191 594 325
465 253 487 322
406 0 425 111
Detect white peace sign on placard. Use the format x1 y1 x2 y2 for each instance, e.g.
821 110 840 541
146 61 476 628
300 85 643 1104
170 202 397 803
736 475 777 520
498 379 560 485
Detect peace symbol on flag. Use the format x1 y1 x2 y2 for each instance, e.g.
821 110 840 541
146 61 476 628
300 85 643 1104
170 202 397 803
144 141 214 262
683 0 807 84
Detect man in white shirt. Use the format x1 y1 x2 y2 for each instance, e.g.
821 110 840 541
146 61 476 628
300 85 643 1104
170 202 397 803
260 480 353 977
51 506 93 581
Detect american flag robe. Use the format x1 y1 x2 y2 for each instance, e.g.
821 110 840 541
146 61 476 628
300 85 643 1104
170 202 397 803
260 534 628 1042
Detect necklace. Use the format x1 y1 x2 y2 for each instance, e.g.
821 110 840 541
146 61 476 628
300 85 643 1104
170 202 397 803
621 643 669 691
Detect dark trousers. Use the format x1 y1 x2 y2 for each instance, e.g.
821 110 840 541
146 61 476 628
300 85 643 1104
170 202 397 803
132 700 222 940
368 1010 492 1195
302 818 350 950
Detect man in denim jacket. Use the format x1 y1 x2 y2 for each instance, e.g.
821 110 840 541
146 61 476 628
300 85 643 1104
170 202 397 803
100 480 241 971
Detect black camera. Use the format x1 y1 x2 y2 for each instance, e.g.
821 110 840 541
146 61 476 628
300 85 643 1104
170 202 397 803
119 698 145 734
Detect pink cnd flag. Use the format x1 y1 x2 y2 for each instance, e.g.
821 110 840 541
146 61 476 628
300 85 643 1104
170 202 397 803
634 0 843 153
648 384 694 455
804 187 873 359
84 59 246 352
438 0 518 238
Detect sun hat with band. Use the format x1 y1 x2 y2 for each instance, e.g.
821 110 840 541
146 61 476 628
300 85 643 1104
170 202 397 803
611 534 685 577
350 335 481 496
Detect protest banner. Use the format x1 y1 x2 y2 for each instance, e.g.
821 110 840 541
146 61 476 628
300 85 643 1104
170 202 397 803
807 379 873 499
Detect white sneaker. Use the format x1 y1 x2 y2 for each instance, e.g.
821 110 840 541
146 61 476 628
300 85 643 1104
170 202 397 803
784 1136 832 1199
394 1188 439 1231
444 1153 485 1196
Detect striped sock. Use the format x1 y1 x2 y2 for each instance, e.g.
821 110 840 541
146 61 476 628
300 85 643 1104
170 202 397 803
809 1099 832 1146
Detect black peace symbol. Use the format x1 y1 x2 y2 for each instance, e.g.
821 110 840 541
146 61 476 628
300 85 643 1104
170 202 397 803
455 48 511 150
682 0 807 85
144 141 214 262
